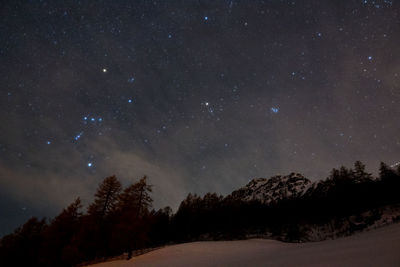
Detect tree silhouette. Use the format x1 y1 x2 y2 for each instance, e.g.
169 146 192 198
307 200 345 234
353 161 372 182
117 175 152 218
39 198 82 266
379 162 396 181
0 217 47 266
111 176 153 257
148 207 172 246
88 175 122 218
77 176 123 260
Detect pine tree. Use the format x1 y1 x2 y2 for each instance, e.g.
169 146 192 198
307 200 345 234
339 166 352 180
329 168 340 181
54 198 82 225
40 198 82 266
88 175 122 217
110 176 153 256
353 161 372 182
379 162 395 181
117 176 152 218
0 217 47 266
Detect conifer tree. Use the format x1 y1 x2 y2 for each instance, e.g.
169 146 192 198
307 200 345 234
379 162 395 181
111 176 153 256
117 175 152 218
88 175 122 217
353 161 372 181
40 198 82 266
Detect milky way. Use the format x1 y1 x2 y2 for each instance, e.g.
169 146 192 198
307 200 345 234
0 0 399 235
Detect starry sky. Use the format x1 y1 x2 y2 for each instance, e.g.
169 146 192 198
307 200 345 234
1 0 400 236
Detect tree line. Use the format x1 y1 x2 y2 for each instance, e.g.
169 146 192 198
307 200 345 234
1 161 400 266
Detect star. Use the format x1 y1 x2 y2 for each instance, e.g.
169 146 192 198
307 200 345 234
46 141 51 145
271 107 279 113
87 162 92 167
102 68 107 73
128 99 133 103
74 132 83 141
204 16 208 21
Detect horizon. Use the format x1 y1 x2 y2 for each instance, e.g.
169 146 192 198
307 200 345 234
0 159 394 237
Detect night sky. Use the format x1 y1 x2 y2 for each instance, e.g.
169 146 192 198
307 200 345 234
1 0 399 236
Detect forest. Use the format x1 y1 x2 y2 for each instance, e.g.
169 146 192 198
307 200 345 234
1 161 400 266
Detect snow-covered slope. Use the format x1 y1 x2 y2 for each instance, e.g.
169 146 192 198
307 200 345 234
231 172 312 204
90 223 400 267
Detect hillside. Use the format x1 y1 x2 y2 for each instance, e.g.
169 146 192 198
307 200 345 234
90 222 400 267
231 173 312 204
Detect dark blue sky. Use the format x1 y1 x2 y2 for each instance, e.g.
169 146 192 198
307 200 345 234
1 0 399 236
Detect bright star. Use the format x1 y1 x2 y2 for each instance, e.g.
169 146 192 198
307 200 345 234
98 117 103 122
102 68 107 73
87 162 92 167
205 102 209 106
128 99 132 103
204 16 208 21
47 141 51 145
368 56 373 60
83 116 88 120
91 117 95 121
74 132 83 141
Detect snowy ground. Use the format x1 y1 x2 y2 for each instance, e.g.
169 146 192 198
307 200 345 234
90 223 400 267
